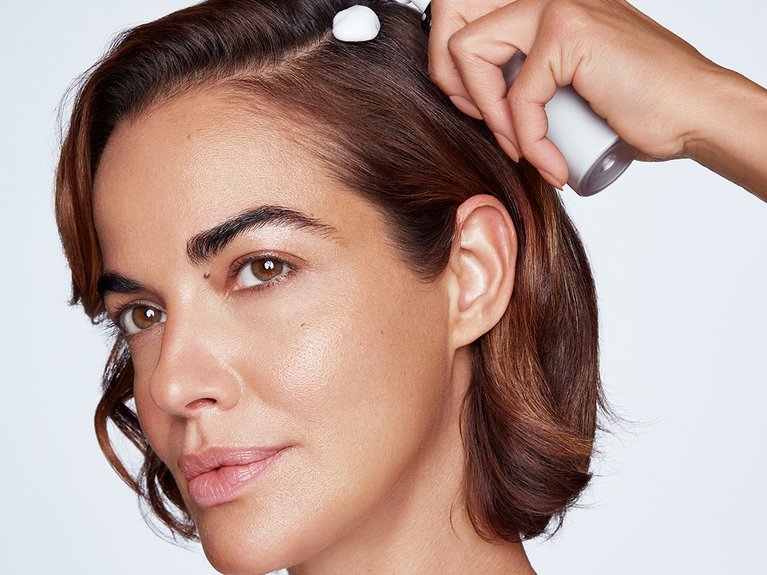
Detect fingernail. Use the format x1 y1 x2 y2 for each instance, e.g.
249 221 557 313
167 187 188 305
538 169 563 191
449 96 482 120
493 132 520 162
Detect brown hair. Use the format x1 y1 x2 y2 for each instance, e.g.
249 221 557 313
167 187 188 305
57 0 602 542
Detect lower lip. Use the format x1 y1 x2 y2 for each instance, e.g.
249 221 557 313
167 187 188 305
187 453 279 508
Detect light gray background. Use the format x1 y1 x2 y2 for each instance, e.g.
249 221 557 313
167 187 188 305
2 0 765 573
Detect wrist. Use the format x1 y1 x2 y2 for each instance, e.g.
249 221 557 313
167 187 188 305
683 67 767 198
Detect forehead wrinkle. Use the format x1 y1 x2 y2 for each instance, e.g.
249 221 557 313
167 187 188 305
186 205 339 266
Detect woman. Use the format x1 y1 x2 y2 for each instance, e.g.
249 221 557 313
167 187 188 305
56 0 602 573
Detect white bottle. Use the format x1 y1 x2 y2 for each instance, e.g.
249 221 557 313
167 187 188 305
501 52 636 196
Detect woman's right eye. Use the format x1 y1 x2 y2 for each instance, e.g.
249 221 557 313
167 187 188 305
120 305 166 335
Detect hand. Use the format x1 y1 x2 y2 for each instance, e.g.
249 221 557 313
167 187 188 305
427 0 763 194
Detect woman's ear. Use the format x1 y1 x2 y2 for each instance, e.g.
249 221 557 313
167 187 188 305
447 194 517 349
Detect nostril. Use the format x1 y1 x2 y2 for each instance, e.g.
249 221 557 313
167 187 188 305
185 398 217 410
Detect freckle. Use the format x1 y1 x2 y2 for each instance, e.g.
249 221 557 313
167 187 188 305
204 272 211 279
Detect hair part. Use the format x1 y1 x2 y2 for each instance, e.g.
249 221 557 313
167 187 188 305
57 0 603 542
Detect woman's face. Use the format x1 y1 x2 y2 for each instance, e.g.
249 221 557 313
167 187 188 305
93 89 466 573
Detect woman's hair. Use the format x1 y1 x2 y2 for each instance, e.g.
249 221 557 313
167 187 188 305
57 0 602 542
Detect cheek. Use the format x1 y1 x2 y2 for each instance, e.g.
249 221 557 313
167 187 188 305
249 280 453 493
237 279 450 434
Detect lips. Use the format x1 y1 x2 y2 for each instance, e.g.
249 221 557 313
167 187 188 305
179 447 283 507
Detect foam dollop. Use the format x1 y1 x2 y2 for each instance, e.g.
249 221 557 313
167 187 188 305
332 5 381 42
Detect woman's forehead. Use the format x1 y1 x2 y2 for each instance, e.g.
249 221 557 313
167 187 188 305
93 89 363 247
97 89 300 197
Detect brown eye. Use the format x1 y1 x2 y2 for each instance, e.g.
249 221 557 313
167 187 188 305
251 258 284 281
121 305 166 334
236 257 288 289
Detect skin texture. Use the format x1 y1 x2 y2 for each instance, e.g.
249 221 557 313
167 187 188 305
92 88 533 575
428 0 767 199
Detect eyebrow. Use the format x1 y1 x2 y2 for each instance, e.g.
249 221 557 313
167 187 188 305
97 205 338 300
97 272 147 300
186 205 337 265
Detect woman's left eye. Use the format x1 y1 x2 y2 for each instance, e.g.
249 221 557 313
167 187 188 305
235 257 290 289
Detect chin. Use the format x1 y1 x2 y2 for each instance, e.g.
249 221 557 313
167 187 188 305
199 523 288 575
194 496 319 575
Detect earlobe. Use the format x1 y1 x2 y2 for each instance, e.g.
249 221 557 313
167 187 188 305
448 194 517 349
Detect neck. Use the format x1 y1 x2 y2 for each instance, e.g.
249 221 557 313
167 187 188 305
287 472 536 575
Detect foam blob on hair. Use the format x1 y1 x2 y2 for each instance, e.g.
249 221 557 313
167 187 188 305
332 5 381 42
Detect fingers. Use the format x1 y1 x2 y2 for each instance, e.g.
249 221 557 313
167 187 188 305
429 0 571 185
445 5 526 161
428 0 512 120
505 45 571 186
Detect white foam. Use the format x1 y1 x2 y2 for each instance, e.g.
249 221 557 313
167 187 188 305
332 5 381 42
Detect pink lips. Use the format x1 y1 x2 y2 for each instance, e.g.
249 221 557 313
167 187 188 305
179 447 283 507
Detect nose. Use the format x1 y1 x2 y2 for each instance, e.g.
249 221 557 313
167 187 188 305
146 319 242 418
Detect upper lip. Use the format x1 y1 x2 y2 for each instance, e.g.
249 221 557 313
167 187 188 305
178 446 285 481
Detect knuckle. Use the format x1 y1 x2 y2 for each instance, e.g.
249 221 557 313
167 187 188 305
446 26 479 61
541 0 595 42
